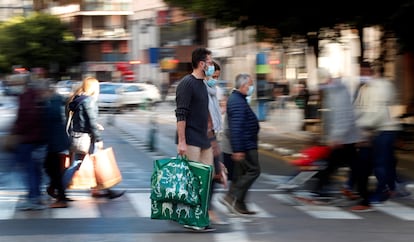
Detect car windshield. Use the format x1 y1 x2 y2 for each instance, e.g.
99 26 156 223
100 83 120 94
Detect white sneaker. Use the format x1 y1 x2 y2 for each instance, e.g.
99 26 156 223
183 225 216 232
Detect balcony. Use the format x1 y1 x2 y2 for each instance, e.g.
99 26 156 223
78 27 131 41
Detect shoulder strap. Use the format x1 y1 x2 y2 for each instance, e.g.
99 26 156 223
66 110 74 136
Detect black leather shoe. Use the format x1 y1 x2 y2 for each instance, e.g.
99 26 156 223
91 189 125 199
234 202 257 215
47 185 58 198
107 189 125 199
63 197 75 202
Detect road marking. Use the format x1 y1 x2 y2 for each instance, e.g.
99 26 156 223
128 193 151 217
373 201 414 221
295 204 362 219
270 194 362 219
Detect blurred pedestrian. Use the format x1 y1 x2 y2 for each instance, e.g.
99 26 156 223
175 47 215 232
294 80 311 130
352 63 402 209
204 61 227 224
313 68 361 197
11 77 49 210
220 73 261 215
63 76 124 199
43 80 71 208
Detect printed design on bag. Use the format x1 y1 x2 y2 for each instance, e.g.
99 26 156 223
194 205 203 219
161 202 173 217
151 200 160 214
150 160 200 206
176 203 191 218
150 157 213 228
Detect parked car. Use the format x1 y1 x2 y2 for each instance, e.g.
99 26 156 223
134 82 162 104
54 80 81 102
98 82 146 113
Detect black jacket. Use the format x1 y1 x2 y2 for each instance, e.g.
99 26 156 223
67 95 102 142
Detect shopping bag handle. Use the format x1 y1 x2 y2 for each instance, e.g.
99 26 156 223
177 154 188 161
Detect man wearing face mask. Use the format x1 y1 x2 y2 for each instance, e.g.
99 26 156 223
175 47 216 232
220 73 260 215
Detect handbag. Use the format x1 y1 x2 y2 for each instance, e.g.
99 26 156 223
66 110 91 154
91 147 122 190
70 132 91 154
150 156 213 228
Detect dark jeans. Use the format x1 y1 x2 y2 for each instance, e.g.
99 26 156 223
223 152 234 181
44 152 67 200
228 149 261 203
62 152 85 189
355 145 373 206
16 143 47 202
316 143 357 193
372 131 398 194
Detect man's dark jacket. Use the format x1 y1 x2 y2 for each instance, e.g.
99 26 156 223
226 90 260 152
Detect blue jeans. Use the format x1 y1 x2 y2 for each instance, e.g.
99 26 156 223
372 131 398 195
16 143 47 202
62 153 84 189
62 142 96 188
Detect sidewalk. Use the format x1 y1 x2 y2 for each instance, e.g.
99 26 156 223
257 101 311 155
256 101 414 181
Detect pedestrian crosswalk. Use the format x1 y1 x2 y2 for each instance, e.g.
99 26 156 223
1 190 414 221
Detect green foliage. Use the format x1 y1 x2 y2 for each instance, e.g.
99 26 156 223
0 13 77 74
164 0 413 52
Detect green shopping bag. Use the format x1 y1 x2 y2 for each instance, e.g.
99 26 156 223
150 156 213 228
150 156 200 206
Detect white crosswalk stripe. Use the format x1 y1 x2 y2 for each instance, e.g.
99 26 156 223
371 201 414 221
128 193 151 217
270 194 362 219
2 191 414 221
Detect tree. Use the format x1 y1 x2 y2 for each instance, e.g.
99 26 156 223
0 13 77 75
164 0 413 54
165 0 414 105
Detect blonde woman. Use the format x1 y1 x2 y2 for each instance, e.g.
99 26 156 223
63 77 124 199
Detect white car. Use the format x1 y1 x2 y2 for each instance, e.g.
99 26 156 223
54 80 81 102
134 83 162 104
98 82 146 113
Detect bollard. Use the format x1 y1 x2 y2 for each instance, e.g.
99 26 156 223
147 114 157 152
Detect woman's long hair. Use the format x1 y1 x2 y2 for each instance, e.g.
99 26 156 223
65 77 99 115
67 77 99 103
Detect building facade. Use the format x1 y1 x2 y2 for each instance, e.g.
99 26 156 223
38 0 133 82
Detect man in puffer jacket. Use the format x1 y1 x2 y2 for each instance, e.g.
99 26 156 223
220 73 260 215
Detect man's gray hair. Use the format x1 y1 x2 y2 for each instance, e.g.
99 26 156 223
234 73 251 89
316 67 331 85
